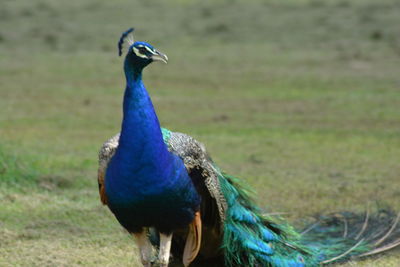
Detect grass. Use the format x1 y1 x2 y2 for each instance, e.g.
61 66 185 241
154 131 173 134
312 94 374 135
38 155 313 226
1 0 400 266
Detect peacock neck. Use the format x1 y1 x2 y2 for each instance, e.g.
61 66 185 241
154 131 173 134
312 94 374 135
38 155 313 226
116 62 169 167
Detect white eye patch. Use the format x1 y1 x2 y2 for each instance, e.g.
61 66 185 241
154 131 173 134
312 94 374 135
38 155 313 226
132 45 156 58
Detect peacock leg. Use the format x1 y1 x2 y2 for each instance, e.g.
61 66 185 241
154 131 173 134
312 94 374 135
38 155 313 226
159 233 173 267
133 228 153 267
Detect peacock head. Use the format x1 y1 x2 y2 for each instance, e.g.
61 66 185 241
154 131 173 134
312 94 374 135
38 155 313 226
118 28 168 70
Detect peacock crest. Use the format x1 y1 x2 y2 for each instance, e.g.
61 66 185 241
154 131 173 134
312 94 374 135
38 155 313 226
118 27 135 56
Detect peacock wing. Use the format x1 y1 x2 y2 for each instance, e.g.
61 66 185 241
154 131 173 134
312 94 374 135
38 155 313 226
97 133 120 205
164 130 228 262
165 131 227 225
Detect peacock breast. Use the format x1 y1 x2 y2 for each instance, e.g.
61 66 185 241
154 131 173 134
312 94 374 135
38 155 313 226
105 153 201 233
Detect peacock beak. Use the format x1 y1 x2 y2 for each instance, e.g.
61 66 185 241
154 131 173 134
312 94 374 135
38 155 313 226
151 50 168 64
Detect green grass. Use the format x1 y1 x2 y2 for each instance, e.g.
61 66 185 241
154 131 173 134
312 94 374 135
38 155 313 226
1 0 400 266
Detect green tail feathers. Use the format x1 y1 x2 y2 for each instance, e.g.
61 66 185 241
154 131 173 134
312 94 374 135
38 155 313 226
215 167 400 267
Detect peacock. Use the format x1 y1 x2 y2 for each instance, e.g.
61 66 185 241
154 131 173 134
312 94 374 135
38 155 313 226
98 28 400 267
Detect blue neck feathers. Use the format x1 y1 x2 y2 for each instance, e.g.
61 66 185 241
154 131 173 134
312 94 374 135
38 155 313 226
118 57 169 167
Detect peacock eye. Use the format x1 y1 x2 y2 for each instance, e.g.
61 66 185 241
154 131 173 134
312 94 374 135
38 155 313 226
139 47 147 54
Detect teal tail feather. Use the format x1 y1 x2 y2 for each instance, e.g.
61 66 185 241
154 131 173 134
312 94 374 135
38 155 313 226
217 169 316 266
215 166 400 266
301 209 400 264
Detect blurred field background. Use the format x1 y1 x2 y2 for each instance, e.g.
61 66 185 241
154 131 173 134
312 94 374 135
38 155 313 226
1 0 400 266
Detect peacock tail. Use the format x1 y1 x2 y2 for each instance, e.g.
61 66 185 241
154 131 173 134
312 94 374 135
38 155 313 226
218 170 314 267
217 173 303 266
213 164 400 266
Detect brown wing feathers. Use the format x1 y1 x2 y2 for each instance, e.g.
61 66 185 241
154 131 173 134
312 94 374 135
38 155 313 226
97 133 119 206
98 169 108 205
